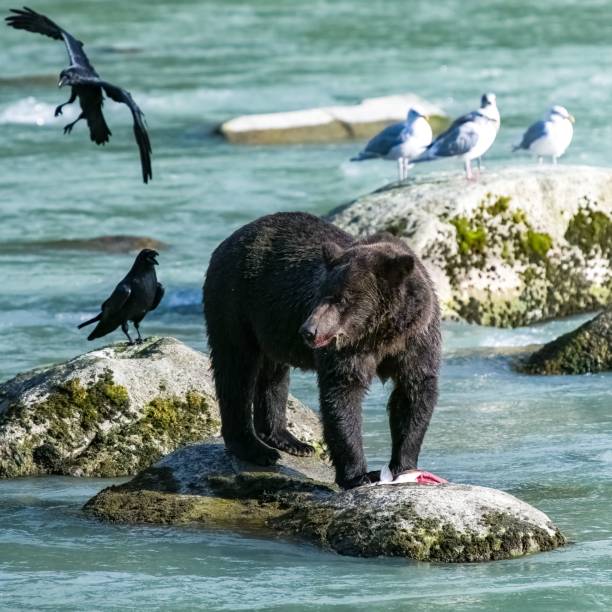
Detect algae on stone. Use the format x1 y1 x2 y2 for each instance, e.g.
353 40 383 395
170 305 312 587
327 166 612 327
85 441 566 563
0 337 324 479
519 309 612 375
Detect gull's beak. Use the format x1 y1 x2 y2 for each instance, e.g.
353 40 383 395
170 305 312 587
569 114 576 124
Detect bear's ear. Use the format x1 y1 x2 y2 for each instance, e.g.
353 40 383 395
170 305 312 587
363 231 395 244
380 253 414 285
322 242 344 269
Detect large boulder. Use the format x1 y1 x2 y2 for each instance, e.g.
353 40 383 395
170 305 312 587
0 337 321 478
520 309 612 375
327 165 612 327
85 440 566 562
218 94 448 145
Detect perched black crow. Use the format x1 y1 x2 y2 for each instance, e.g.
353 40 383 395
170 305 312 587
78 249 164 344
5 7 152 183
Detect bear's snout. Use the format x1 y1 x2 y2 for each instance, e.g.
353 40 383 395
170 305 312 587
299 320 317 345
299 304 341 349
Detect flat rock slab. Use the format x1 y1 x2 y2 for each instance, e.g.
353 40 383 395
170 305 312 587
0 338 322 478
520 309 612 374
86 441 565 563
328 165 612 327
218 93 448 145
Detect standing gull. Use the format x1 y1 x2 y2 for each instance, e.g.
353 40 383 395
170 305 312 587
351 108 432 180
413 93 500 180
513 106 574 164
5 7 152 183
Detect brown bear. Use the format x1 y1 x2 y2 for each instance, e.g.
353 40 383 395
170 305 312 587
203 212 441 489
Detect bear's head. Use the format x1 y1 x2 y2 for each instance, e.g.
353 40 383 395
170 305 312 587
299 234 427 351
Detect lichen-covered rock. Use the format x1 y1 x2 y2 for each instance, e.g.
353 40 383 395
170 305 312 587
218 93 448 145
327 165 612 327
520 309 612 374
85 441 565 563
0 337 322 478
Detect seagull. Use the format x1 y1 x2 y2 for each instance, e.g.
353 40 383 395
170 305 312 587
513 106 575 164
351 108 433 180
413 93 500 180
5 7 152 183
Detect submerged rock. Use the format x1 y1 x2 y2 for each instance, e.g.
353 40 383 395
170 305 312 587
328 165 612 327
85 440 565 562
0 235 168 255
520 309 612 374
218 93 448 145
0 337 322 478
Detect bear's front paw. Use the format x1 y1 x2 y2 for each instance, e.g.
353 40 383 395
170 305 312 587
259 429 315 457
338 473 374 490
226 437 281 466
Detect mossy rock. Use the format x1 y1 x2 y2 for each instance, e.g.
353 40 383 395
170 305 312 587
519 309 612 375
0 337 323 478
327 165 612 327
85 441 566 563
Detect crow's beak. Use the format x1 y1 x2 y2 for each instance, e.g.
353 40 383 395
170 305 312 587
151 255 159 265
58 76 68 88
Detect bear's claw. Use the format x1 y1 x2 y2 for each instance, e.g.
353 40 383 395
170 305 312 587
259 430 315 457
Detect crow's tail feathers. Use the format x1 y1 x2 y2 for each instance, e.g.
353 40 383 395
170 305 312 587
77 313 101 329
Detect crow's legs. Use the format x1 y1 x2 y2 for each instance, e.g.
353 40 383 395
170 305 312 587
134 321 144 344
63 113 84 134
55 91 76 117
121 322 134 345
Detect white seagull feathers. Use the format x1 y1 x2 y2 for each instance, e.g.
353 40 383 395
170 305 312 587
513 105 574 163
351 107 432 180
413 93 500 179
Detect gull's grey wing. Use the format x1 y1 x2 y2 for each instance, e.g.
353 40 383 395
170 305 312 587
418 121 480 160
101 282 131 315
150 282 165 311
99 81 152 183
5 7 96 72
353 122 406 159
515 120 548 150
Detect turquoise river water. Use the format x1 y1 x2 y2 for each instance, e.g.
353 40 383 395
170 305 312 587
1 0 611 609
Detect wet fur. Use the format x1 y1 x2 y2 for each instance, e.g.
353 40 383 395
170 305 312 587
203 212 441 489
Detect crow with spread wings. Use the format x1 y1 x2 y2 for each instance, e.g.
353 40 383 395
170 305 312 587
5 7 152 183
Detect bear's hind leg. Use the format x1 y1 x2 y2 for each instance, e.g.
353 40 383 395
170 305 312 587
254 359 315 457
210 344 280 466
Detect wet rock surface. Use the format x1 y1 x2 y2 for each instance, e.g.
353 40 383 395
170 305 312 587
0 337 321 478
520 309 612 374
86 440 566 562
328 165 612 327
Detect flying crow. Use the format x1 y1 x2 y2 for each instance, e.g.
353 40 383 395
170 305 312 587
5 7 152 183
78 249 164 344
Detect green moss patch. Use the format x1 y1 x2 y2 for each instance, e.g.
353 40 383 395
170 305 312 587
565 208 612 257
520 309 612 375
450 217 488 256
436 193 611 327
